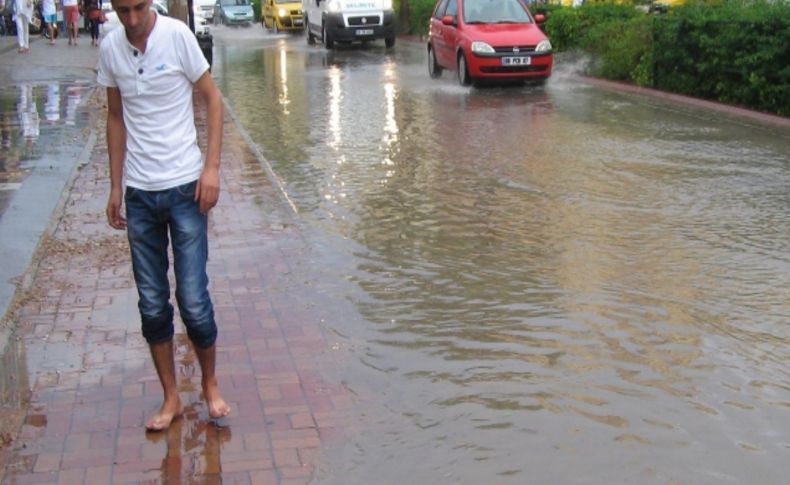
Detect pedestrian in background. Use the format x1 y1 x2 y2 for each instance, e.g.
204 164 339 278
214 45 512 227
13 0 34 53
82 0 100 46
63 0 79 45
97 0 231 432
41 0 56 44
0 0 7 37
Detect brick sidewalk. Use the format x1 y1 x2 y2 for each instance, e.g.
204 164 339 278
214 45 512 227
0 90 351 484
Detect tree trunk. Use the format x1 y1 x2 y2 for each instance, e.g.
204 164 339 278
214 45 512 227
398 0 410 35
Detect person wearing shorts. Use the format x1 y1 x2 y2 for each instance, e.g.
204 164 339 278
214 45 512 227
63 0 79 45
41 0 56 44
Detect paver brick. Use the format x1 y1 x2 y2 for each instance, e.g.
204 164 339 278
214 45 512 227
0 86 348 485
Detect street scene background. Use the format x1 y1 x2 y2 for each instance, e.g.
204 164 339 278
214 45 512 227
0 19 788 484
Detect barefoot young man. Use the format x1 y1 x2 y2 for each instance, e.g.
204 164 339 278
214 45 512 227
97 0 230 431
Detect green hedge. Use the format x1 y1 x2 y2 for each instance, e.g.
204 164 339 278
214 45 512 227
542 1 789 116
652 2 789 115
251 0 261 22
396 0 436 35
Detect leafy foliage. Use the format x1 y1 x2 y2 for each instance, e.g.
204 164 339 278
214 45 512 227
396 0 438 35
541 1 789 115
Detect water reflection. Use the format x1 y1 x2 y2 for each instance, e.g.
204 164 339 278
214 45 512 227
214 38 790 483
328 66 342 150
17 84 39 149
278 42 291 114
44 84 60 123
145 334 233 481
0 81 92 217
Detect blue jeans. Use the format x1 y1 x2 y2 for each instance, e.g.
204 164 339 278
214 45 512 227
125 181 217 349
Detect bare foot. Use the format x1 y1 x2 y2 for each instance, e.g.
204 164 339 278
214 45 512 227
145 399 184 431
203 378 231 419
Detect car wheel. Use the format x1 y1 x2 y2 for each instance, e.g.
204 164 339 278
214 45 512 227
385 36 395 48
323 23 334 49
457 52 472 86
428 45 442 79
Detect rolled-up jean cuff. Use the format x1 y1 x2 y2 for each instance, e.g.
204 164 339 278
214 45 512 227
184 314 217 349
141 304 175 345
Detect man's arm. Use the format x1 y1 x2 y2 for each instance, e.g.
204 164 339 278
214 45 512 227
194 71 223 215
106 86 127 230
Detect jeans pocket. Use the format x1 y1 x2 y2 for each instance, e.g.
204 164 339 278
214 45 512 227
176 181 197 200
124 186 138 201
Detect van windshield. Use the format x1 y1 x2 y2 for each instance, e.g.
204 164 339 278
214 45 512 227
220 0 250 5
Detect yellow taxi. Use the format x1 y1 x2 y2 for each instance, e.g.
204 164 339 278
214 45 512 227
261 0 305 32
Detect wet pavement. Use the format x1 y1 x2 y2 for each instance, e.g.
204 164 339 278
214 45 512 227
1 21 789 485
0 28 351 484
208 27 790 484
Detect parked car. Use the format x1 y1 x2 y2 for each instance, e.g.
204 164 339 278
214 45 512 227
213 0 255 26
261 0 304 32
195 0 215 22
427 0 553 86
101 3 209 36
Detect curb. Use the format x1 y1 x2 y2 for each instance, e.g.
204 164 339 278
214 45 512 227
579 75 790 129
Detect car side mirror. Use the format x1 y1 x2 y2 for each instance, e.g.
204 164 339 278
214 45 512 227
534 14 545 23
441 15 455 26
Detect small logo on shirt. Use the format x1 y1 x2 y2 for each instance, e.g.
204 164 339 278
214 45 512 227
155 64 167 71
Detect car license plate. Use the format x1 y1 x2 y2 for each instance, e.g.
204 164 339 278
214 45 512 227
355 29 374 36
502 56 531 66
294 19 303 25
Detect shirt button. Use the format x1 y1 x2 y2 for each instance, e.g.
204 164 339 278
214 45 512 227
133 50 138 56
138 68 143 75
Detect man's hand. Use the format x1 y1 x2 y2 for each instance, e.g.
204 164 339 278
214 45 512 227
106 187 126 230
196 164 220 214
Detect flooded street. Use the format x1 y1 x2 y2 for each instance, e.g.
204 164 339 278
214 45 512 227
211 28 789 483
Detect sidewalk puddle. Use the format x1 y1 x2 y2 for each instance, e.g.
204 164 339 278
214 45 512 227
0 81 94 218
0 336 29 448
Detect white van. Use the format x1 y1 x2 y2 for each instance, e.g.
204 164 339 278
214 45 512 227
195 0 216 22
302 0 396 49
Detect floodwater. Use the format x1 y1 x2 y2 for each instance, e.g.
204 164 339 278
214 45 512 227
0 82 93 219
213 30 790 484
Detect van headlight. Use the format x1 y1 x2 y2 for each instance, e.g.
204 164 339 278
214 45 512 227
471 41 494 54
535 40 552 53
383 0 392 8
327 0 341 13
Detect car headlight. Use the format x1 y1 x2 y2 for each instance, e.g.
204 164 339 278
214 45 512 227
327 0 341 13
471 41 494 55
278 8 287 17
535 40 552 53
382 0 392 9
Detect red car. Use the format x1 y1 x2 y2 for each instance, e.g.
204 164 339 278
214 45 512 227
427 0 553 86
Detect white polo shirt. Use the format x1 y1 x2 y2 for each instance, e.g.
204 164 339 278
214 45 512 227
96 13 210 191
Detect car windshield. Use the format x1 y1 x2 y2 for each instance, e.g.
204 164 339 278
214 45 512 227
220 0 249 5
463 0 532 24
